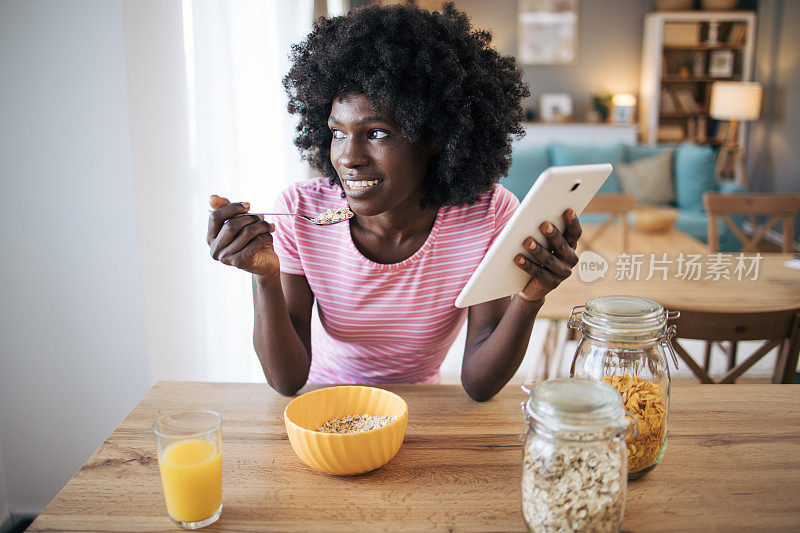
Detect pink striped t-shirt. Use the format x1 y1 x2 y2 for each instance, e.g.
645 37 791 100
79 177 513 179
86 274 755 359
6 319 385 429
271 178 519 384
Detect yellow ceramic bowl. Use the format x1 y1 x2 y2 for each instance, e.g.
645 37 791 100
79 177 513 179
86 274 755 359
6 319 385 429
283 385 408 475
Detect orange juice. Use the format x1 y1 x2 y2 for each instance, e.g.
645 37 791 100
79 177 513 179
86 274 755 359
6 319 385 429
158 439 222 523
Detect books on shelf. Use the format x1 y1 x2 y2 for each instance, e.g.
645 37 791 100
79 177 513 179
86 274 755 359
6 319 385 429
686 117 697 141
670 88 701 113
696 116 708 143
660 88 701 115
713 120 730 142
658 124 685 142
692 51 705 77
642 12 754 145
660 88 678 114
728 22 747 44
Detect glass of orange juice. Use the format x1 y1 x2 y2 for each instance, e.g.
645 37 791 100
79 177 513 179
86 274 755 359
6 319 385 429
153 411 222 529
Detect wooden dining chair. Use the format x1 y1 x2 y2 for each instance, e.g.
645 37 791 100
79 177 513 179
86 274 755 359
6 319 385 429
579 193 636 253
703 192 800 253
702 192 800 372
667 307 800 384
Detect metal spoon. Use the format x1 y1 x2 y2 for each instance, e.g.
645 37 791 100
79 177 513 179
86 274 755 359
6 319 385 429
250 212 352 226
211 208 354 226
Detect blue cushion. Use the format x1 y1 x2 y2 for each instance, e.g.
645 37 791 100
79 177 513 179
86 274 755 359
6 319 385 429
718 215 745 252
674 210 711 242
549 143 624 194
714 182 748 251
674 143 719 212
578 213 612 225
719 181 748 195
502 144 551 201
673 210 742 252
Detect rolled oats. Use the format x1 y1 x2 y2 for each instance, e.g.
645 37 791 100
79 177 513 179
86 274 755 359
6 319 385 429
316 414 398 434
602 374 666 474
522 434 626 532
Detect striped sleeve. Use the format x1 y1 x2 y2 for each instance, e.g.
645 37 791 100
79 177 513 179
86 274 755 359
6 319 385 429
271 187 305 275
491 184 520 243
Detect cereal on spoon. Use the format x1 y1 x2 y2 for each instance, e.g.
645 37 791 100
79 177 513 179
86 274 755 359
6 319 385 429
312 207 354 225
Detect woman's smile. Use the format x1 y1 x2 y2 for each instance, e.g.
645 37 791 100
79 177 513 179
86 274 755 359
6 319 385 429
342 178 382 196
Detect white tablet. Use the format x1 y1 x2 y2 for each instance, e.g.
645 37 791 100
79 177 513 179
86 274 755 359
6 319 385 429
455 164 613 308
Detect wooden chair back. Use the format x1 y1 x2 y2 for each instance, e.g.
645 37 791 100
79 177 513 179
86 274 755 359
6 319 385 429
703 193 800 253
580 193 636 252
667 307 800 384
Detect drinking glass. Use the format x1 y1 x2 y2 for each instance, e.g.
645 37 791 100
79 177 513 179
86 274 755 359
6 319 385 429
153 411 222 529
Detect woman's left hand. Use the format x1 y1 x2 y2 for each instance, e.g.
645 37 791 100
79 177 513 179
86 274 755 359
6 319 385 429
514 208 582 303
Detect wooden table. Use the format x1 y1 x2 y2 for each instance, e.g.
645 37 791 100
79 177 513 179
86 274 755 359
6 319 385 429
534 224 800 379
30 382 800 532
542 224 800 319
540 252 800 319
579 218 710 256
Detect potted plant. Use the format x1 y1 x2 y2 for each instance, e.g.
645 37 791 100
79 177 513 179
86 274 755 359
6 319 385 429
591 92 614 122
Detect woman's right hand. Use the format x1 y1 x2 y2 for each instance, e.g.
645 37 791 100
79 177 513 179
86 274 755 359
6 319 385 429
207 195 279 278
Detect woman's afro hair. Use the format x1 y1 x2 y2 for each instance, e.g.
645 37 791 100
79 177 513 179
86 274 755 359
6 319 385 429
283 2 530 207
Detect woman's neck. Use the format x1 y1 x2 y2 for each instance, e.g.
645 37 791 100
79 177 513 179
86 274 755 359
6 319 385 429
353 204 438 242
349 203 439 264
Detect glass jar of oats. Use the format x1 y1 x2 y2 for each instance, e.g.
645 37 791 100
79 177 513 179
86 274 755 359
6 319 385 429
520 378 632 533
568 296 679 479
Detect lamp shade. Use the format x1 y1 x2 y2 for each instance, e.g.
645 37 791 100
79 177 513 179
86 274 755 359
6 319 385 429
709 82 762 120
612 93 637 107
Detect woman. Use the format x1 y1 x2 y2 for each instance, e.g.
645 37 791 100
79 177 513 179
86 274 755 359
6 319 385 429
207 3 581 401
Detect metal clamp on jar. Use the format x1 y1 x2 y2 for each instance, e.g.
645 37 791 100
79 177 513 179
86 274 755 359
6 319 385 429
568 296 679 479
520 378 636 532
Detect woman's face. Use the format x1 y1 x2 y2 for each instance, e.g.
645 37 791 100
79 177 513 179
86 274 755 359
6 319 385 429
329 93 433 217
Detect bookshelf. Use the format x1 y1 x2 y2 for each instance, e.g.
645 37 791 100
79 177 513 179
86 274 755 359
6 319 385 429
638 11 756 146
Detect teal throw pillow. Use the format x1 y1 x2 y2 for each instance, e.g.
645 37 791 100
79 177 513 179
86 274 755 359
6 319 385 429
502 143 551 201
549 143 624 193
674 143 719 212
719 180 748 194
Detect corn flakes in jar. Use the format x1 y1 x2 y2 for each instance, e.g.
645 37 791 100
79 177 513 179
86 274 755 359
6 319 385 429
568 296 679 478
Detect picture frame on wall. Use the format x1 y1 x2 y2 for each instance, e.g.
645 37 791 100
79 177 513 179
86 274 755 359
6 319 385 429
708 50 734 78
611 104 634 125
517 0 578 65
539 93 573 122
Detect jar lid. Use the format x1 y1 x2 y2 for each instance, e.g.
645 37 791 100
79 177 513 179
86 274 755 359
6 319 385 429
524 378 628 433
581 295 666 342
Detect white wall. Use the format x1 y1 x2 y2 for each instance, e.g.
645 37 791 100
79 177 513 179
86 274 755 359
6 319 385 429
452 0 648 119
0 0 150 514
748 0 800 237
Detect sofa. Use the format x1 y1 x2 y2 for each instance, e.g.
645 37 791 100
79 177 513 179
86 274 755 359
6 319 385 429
500 141 746 252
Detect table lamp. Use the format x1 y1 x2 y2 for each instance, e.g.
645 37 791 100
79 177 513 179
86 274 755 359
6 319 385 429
709 81 762 186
